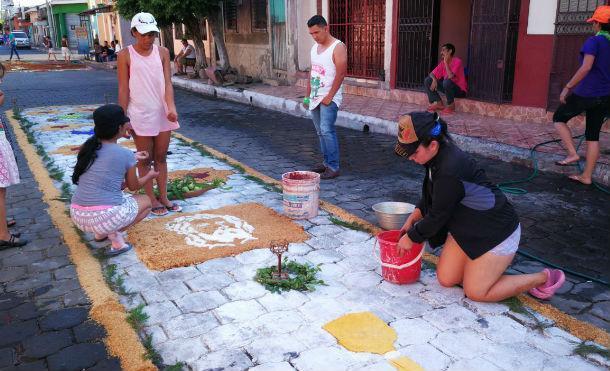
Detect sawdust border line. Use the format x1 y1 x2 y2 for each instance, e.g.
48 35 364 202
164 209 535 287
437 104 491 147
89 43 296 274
172 131 610 349
6 110 156 371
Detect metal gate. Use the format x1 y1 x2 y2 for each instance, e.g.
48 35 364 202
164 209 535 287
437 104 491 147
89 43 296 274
270 0 288 70
329 0 385 79
547 0 607 110
468 0 520 102
395 0 439 89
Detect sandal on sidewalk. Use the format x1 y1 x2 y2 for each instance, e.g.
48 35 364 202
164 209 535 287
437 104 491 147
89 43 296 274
7 218 16 228
165 203 182 213
0 234 28 249
529 268 565 300
105 243 132 257
151 206 169 216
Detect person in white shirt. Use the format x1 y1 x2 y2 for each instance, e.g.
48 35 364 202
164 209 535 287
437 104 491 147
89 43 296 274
173 38 195 75
304 15 347 179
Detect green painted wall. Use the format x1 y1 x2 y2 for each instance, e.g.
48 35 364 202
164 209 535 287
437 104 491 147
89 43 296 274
51 3 87 46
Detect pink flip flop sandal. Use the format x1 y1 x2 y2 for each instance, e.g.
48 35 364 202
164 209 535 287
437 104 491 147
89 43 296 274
529 268 565 300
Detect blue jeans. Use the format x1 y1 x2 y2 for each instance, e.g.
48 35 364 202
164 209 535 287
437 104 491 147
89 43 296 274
9 43 20 60
311 102 340 171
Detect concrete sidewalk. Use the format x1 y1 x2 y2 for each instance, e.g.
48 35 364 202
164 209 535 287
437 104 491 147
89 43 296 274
172 77 610 186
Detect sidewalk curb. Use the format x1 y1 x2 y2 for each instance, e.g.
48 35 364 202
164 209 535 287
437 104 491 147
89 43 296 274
172 77 610 187
6 110 156 371
172 132 610 349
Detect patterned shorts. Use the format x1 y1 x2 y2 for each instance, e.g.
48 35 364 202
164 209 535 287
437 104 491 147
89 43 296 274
70 196 139 236
489 224 521 256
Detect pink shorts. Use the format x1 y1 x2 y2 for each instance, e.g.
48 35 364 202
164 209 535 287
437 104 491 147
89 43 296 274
70 196 139 235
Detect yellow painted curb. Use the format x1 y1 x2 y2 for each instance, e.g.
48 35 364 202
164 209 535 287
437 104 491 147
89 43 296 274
7 111 156 371
173 132 608 349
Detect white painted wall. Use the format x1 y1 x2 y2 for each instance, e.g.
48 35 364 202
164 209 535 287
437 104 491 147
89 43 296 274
527 0 557 35
384 0 393 86
297 0 316 71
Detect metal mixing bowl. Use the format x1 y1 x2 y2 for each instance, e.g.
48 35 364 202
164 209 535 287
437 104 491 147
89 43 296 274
372 202 415 230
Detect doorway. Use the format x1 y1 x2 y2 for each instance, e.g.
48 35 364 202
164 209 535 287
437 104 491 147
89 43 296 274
395 0 520 103
270 0 288 71
329 0 386 79
547 0 607 111
395 0 440 89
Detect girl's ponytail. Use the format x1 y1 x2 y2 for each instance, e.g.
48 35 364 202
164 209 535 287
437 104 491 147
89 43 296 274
72 135 101 184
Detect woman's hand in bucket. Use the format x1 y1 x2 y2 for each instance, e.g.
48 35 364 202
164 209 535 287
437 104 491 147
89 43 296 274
400 208 423 237
396 234 414 257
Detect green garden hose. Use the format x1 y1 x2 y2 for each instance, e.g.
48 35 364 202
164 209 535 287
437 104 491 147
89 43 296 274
498 135 610 195
497 135 610 286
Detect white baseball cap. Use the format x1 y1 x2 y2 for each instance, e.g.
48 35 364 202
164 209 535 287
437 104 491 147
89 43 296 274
131 12 160 34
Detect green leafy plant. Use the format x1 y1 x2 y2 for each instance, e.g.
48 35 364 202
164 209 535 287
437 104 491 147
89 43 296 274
127 304 149 331
142 334 163 364
244 175 281 193
574 342 610 361
164 362 185 371
255 259 326 293
149 175 226 200
103 264 130 295
329 216 368 232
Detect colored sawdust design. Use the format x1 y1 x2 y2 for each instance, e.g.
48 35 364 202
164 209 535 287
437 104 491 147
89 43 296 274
5 61 87 72
51 144 83 156
118 140 137 150
324 312 423 371
129 202 309 271
51 140 136 156
168 168 233 183
39 123 90 132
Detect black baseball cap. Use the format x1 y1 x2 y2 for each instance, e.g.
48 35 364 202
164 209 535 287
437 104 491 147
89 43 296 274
93 104 130 127
395 111 443 158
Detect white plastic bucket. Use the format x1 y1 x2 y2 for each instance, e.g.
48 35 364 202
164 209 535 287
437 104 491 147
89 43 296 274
282 171 320 219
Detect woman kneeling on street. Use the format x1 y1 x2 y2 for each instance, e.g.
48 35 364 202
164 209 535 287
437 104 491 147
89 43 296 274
395 112 565 302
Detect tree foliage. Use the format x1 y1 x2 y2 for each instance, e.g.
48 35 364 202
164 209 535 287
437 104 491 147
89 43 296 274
115 0 231 75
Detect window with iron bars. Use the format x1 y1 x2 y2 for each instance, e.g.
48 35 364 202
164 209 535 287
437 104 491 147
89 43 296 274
224 0 238 32
251 0 268 32
329 0 385 80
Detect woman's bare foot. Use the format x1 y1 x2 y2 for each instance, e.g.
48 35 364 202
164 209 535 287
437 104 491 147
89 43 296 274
568 174 592 185
555 155 580 166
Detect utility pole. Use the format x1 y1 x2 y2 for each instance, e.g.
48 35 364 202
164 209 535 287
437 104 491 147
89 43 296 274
46 0 56 45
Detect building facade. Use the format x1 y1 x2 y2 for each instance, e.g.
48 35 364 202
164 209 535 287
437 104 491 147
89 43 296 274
215 0 608 117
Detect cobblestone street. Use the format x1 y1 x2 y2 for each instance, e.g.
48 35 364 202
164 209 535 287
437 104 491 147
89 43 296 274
1 69 608 370
0 123 119 369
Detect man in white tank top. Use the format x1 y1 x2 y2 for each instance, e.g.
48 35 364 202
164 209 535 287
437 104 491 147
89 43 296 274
304 15 347 179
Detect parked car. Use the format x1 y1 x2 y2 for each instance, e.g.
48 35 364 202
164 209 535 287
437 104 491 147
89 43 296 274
11 31 31 49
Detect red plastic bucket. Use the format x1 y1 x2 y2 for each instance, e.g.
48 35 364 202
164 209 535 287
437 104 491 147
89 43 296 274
375 230 424 285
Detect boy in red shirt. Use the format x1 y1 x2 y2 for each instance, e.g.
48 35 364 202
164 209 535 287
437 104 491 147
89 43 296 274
424 43 468 115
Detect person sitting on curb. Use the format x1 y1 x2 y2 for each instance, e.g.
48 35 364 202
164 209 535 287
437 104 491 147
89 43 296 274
174 38 195 76
70 104 157 256
552 5 610 185
424 43 467 115
395 111 564 302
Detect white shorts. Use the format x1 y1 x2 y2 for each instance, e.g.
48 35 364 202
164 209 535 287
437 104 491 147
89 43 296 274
61 47 71 57
70 196 139 236
47 48 56 55
489 224 521 256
